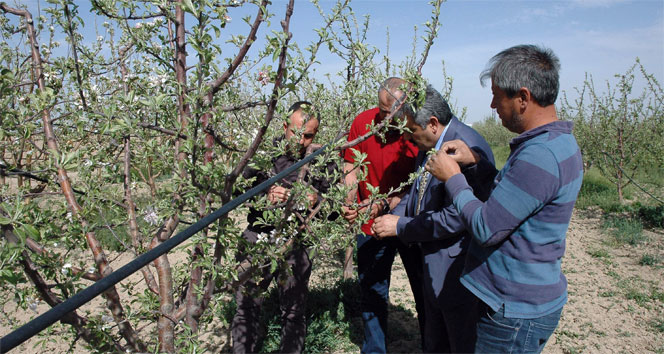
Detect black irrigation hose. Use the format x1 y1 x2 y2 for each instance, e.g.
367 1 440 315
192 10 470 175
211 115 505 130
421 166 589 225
0 144 329 353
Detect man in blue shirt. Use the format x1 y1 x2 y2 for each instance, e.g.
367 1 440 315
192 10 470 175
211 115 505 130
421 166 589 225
372 85 495 352
426 44 584 353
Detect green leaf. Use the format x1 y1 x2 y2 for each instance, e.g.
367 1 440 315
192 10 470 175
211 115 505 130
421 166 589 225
0 216 11 225
22 224 40 239
182 0 198 17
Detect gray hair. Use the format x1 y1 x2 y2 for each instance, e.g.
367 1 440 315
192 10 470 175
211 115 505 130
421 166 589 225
412 85 452 129
480 44 560 107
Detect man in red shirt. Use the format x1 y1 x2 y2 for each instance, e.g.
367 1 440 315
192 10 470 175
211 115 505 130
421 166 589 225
342 77 425 353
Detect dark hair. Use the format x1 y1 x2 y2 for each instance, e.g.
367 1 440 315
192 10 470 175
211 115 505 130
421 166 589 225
480 44 560 107
413 85 452 128
288 101 319 121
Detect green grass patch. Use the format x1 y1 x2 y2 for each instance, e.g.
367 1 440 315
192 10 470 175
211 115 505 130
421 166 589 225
587 248 610 259
601 215 645 246
639 254 662 267
599 290 617 298
624 288 650 306
259 278 361 353
634 204 664 228
650 318 664 333
576 169 623 211
652 288 664 303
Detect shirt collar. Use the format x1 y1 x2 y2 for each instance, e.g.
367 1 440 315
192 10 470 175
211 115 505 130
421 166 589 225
434 118 452 151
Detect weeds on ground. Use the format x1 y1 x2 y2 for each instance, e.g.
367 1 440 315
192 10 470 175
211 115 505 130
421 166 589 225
601 215 646 246
640 254 663 267
650 318 664 333
576 168 663 230
258 278 361 353
576 169 625 211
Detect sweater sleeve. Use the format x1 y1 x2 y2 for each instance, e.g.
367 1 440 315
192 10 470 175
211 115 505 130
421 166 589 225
445 144 560 247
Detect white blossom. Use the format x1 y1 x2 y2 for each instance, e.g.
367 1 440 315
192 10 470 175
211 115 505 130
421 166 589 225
66 212 73 222
257 71 269 86
224 14 232 23
256 232 269 244
87 267 96 274
28 298 39 313
134 22 143 29
143 206 160 226
61 263 72 275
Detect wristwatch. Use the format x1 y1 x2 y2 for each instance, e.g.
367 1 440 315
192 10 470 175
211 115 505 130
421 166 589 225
380 198 390 215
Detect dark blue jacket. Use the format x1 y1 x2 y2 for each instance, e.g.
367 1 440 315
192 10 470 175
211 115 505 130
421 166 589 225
392 116 495 300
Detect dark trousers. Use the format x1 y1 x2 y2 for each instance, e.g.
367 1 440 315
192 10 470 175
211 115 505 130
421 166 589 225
356 234 426 353
421 248 479 353
231 230 312 354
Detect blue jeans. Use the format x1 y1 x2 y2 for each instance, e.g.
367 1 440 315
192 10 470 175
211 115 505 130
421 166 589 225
356 234 425 353
475 304 562 354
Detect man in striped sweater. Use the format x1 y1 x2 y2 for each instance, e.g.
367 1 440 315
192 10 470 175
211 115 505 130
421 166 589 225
425 44 584 353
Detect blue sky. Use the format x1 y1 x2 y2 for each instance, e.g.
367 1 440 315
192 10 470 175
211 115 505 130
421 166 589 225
303 0 664 123
14 0 664 124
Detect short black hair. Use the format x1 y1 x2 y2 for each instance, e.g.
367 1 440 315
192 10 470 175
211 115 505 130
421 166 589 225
288 101 319 121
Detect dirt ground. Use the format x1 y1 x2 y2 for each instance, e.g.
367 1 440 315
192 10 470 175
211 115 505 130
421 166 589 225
1 210 663 353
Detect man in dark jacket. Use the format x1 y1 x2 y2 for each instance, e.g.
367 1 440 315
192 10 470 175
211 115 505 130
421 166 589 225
372 85 495 353
231 101 330 354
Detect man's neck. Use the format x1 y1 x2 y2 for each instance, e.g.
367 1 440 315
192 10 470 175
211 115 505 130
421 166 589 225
522 105 558 132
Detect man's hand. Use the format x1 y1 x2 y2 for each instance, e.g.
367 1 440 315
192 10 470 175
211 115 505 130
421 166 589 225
372 214 399 238
267 185 290 204
306 192 318 208
442 139 480 166
341 198 384 223
341 204 360 223
426 149 462 182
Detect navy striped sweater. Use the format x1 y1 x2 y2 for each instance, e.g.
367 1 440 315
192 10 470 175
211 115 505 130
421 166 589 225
444 120 584 318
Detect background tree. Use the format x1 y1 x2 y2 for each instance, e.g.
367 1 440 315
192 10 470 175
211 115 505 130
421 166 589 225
560 59 664 203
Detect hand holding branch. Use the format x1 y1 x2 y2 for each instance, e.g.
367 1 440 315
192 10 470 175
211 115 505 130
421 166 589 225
268 185 290 204
371 214 399 239
426 148 461 182
441 139 480 166
341 198 386 223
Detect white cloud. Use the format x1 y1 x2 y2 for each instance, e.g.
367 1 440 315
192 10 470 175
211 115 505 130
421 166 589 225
569 0 631 8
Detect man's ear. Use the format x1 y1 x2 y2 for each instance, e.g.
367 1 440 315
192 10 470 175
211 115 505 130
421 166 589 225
428 116 439 132
283 121 289 133
518 87 531 108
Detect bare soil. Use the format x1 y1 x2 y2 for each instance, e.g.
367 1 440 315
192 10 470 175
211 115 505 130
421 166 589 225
2 210 663 353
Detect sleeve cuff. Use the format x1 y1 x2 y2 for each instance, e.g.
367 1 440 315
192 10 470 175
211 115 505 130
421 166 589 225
396 216 413 238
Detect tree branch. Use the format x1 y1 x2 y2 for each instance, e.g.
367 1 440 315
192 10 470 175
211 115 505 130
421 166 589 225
205 0 269 104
